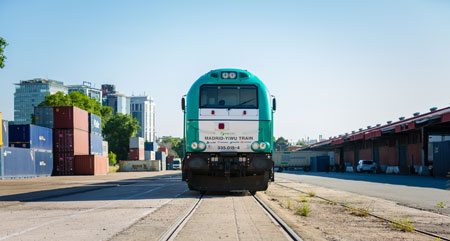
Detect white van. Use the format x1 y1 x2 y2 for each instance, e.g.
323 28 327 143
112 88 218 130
173 158 181 170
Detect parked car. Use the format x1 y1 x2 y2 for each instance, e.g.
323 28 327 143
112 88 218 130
173 158 181 170
356 160 377 173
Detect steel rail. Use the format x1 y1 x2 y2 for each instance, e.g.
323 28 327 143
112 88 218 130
158 194 204 241
275 182 450 241
252 194 303 241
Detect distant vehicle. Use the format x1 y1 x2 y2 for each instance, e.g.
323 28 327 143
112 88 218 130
173 158 181 170
356 160 377 173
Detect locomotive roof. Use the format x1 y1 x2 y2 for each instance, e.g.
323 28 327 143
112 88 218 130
185 68 273 121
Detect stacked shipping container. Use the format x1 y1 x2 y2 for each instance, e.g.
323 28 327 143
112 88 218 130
144 141 157 151
156 151 166 171
144 151 156 160
0 112 8 147
34 107 54 129
8 124 54 177
89 113 103 156
130 137 144 160
53 106 90 175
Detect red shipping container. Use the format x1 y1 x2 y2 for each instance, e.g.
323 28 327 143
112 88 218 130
53 106 89 131
54 129 89 155
167 156 174 163
74 155 108 175
158 147 168 155
129 148 144 160
53 152 75 175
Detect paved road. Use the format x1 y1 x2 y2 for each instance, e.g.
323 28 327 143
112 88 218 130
276 172 450 214
0 172 288 241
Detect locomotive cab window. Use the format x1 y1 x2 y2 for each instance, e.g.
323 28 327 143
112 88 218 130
200 85 258 109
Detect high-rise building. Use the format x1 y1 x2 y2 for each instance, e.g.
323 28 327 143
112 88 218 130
101 84 116 105
105 93 130 115
130 96 155 142
67 81 102 102
14 78 68 124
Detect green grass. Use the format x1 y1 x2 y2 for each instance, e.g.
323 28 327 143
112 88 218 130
300 195 308 203
437 202 446 208
345 202 373 217
349 206 369 217
391 217 414 232
285 198 292 209
295 204 311 216
308 191 316 197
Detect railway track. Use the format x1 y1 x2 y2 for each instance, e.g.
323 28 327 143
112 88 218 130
275 182 450 241
252 194 303 241
158 192 303 241
158 194 204 241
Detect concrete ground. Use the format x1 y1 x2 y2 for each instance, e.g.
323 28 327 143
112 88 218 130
0 172 288 241
276 171 450 215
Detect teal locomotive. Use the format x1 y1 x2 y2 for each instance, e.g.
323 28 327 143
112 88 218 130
181 69 276 194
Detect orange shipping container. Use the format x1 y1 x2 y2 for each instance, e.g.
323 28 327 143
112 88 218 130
74 155 108 175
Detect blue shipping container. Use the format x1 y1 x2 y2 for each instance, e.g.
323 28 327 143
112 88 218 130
89 133 103 155
34 106 54 129
8 125 53 152
156 151 165 161
2 120 8 147
34 151 53 177
156 151 166 171
144 142 156 151
89 113 102 135
310 156 330 172
1 147 35 179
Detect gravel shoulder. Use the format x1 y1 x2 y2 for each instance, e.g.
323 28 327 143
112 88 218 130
257 178 449 241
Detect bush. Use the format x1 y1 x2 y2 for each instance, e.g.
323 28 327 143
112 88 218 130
308 191 316 197
295 204 310 216
108 151 117 165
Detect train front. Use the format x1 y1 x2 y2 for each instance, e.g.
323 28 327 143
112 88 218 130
181 69 276 193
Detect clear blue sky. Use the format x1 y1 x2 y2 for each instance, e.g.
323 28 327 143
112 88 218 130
1 0 449 142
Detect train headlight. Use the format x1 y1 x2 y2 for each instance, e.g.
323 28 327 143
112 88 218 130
251 142 260 151
259 142 267 150
191 142 198 150
198 142 206 150
221 72 229 79
229 72 236 79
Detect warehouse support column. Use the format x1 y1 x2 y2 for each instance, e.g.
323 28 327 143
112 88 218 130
421 127 431 175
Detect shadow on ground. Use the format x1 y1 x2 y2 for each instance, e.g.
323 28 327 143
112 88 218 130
278 171 449 189
0 173 200 203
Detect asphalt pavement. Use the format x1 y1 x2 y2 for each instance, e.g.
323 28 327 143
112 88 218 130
275 171 450 214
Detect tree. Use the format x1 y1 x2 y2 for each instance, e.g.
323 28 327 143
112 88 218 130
39 91 113 130
274 137 290 151
0 37 7 69
108 151 117 165
173 138 184 158
103 113 140 160
159 137 183 158
296 141 308 147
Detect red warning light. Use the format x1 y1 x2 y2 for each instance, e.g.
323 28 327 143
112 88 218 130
218 123 225 129
243 110 247 115
211 110 215 115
